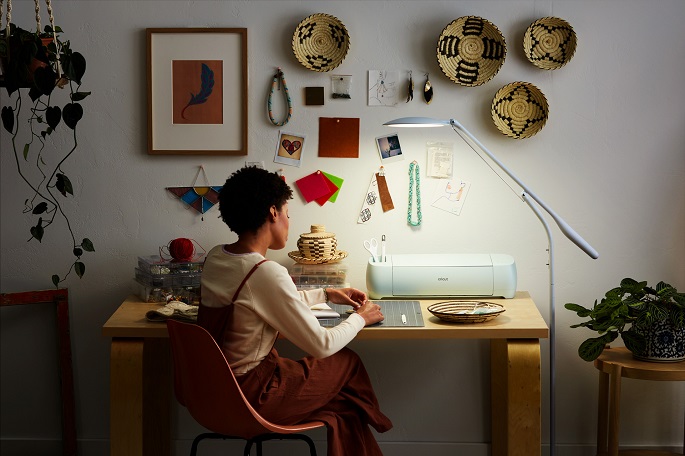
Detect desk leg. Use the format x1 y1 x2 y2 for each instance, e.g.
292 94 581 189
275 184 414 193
110 338 171 456
491 339 541 456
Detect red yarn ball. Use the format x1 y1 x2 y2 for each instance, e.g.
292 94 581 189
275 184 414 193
169 238 195 261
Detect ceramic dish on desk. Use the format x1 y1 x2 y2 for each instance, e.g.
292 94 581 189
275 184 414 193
427 301 505 323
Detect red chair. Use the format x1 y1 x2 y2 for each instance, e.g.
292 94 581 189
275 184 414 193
166 319 326 456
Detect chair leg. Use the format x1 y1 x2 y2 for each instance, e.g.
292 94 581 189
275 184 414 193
191 432 243 456
244 434 318 456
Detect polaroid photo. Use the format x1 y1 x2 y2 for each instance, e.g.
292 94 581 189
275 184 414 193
274 131 305 167
375 133 404 164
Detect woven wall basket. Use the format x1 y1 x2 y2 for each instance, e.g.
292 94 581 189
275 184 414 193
292 13 350 72
523 17 577 70
436 16 507 87
491 82 549 139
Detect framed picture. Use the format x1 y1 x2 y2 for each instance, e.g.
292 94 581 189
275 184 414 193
375 133 404 163
274 131 306 167
147 28 248 155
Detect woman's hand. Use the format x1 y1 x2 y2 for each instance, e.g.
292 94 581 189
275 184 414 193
325 287 367 310
355 300 385 326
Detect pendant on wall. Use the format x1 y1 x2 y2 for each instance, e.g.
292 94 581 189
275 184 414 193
423 73 433 104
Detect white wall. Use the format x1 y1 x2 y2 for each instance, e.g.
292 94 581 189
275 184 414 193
1 1 684 455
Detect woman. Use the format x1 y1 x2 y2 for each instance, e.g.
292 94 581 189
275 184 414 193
198 166 392 456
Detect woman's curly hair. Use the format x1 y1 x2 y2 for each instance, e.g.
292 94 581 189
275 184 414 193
218 166 293 235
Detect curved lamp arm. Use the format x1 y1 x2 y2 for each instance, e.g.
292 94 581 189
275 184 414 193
383 117 599 259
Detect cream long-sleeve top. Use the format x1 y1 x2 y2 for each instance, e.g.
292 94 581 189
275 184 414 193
200 245 365 375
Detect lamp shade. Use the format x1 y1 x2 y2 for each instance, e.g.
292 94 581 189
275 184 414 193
382 117 450 128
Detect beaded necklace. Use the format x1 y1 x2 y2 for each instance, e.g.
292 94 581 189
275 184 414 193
407 161 422 226
267 67 292 126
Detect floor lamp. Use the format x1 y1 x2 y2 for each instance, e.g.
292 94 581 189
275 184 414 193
384 117 599 456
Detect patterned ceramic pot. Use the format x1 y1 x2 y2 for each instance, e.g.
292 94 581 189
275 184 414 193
629 320 685 363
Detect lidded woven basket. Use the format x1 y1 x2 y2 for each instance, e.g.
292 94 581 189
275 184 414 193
288 225 347 264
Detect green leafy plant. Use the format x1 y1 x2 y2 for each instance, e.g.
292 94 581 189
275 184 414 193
565 278 685 361
1 23 94 286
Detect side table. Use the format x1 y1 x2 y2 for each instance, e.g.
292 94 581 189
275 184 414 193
594 347 685 456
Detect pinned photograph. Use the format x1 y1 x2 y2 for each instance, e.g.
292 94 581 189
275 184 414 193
274 131 305 167
376 133 404 163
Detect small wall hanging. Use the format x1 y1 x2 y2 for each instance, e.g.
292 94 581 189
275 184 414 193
305 87 325 105
523 17 577 70
267 67 292 126
436 16 506 87
423 73 433 104
292 13 350 72
357 170 380 224
491 81 548 139
406 71 414 102
166 166 222 219
331 75 352 99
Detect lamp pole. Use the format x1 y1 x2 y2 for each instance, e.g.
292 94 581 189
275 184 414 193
384 117 599 456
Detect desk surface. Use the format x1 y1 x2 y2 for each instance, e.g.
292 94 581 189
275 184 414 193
103 291 548 340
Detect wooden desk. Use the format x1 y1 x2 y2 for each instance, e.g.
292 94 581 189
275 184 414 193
103 291 549 456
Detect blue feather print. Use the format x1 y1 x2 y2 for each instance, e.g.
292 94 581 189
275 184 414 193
181 63 215 119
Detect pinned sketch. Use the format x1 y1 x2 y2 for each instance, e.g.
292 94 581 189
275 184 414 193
430 179 471 216
368 70 399 106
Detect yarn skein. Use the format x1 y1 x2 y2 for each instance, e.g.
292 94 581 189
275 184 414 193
168 238 195 261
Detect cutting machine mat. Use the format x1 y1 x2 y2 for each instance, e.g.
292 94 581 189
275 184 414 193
319 300 424 328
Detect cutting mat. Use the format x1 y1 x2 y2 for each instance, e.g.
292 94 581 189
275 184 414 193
319 300 424 328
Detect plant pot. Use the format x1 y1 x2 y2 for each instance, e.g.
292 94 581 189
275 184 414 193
0 36 54 89
629 320 685 362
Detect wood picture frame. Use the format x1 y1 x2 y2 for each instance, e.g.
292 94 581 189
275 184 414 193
146 28 248 155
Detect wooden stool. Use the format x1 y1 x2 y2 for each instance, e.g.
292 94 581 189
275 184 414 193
594 347 685 456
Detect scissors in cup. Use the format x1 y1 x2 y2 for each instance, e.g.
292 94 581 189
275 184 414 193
363 238 379 262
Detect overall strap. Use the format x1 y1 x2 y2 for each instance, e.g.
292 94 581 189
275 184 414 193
231 259 268 304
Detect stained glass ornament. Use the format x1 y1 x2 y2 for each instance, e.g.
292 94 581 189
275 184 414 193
167 166 222 217
166 186 222 214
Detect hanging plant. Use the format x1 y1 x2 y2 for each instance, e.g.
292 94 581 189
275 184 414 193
1 0 94 287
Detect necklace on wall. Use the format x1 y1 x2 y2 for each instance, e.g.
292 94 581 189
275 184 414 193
407 160 422 226
267 67 292 126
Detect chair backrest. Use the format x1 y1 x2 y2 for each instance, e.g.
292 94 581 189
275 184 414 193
166 319 276 439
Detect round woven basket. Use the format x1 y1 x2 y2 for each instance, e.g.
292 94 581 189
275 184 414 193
523 17 577 70
436 16 507 87
491 81 549 139
292 13 350 72
427 301 505 324
288 225 348 264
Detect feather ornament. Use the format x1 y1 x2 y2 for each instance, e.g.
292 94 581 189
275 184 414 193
181 63 215 119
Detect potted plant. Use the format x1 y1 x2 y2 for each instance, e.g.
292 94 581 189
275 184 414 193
565 278 685 362
1 22 94 286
